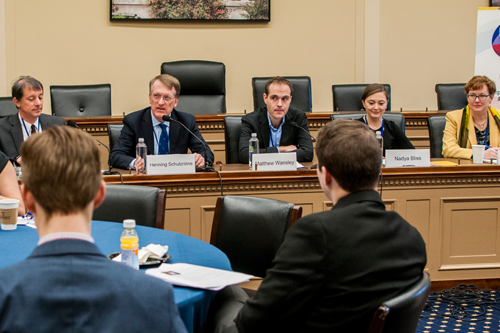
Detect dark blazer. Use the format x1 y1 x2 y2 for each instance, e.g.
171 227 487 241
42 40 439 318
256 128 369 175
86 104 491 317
0 239 187 333
239 107 313 163
235 190 427 333
0 113 66 161
109 107 214 169
356 117 414 155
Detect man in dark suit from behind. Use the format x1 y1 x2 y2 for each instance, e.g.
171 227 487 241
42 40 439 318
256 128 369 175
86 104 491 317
210 120 426 333
109 74 214 172
0 126 187 333
0 76 66 165
238 76 313 163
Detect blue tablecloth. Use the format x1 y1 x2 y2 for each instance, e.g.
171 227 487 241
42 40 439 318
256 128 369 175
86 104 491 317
0 221 231 333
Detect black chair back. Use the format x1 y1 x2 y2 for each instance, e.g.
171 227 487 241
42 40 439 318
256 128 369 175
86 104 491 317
0 97 18 117
92 184 166 229
211 196 302 278
224 116 242 164
252 76 312 112
50 84 111 117
435 83 467 111
367 272 431 333
108 123 124 151
332 84 391 111
427 115 447 158
161 60 226 114
331 112 405 133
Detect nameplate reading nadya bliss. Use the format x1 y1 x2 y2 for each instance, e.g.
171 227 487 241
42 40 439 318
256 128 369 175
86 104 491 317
146 154 195 175
385 149 430 168
252 153 297 171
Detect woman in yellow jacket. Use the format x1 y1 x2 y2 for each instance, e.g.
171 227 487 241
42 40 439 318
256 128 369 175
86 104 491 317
443 75 500 160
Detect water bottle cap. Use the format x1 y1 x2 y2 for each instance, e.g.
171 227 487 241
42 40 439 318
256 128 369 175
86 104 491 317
123 219 136 228
251 133 257 138
138 138 144 143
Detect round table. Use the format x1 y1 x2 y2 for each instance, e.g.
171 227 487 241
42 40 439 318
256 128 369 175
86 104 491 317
0 221 231 333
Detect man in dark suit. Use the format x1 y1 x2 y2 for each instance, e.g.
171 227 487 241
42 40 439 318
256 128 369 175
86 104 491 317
109 74 214 172
0 76 66 165
0 126 187 333
238 77 313 163
210 120 426 333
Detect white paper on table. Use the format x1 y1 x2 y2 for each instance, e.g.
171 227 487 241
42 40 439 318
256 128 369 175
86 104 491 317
146 263 253 291
17 217 36 228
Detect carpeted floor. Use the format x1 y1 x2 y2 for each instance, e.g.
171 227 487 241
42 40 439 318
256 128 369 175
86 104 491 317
416 285 500 333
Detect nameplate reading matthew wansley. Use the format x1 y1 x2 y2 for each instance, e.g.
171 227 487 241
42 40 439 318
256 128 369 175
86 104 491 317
252 153 297 171
147 155 196 175
385 149 430 167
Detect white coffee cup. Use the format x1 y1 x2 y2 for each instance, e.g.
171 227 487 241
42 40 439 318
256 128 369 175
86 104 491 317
0 199 19 231
497 150 500 165
472 145 485 164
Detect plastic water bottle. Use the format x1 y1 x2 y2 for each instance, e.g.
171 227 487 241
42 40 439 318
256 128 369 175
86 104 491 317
376 131 384 158
249 133 259 170
136 138 147 174
121 219 139 270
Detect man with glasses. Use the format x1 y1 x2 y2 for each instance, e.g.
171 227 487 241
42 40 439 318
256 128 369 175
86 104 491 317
238 77 313 163
110 74 214 172
443 75 500 159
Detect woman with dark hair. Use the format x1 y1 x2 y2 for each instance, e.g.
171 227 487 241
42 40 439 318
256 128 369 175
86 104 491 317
357 84 414 155
443 75 500 159
0 151 25 215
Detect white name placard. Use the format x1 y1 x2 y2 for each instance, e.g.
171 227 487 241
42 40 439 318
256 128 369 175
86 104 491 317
385 149 430 168
146 154 196 175
252 153 297 171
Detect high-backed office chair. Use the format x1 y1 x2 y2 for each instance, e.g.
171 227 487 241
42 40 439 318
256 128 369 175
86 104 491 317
210 196 302 278
252 76 312 112
92 185 166 229
427 115 447 158
367 272 430 333
107 123 124 151
331 112 405 133
332 84 391 111
0 97 18 118
224 116 243 164
50 84 112 117
435 83 467 111
160 60 226 114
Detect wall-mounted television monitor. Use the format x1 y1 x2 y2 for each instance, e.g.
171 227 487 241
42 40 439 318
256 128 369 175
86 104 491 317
111 0 270 21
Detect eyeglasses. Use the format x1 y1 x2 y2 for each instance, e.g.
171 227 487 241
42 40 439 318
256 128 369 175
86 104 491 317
467 94 491 101
152 94 176 102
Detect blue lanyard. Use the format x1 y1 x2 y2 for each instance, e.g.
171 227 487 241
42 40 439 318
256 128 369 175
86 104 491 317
21 118 40 137
364 116 384 137
475 118 489 146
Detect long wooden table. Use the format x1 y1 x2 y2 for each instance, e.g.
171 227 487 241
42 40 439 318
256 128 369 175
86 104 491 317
103 160 500 282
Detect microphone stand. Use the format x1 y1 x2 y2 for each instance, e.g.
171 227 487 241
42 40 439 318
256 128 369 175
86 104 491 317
67 120 121 176
162 115 214 172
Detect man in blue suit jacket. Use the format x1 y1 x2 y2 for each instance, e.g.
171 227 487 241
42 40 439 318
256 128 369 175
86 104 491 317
109 74 214 172
0 126 187 333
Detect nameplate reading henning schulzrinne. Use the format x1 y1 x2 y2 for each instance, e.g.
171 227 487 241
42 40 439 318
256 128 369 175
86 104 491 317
252 153 297 171
147 154 195 175
385 149 430 168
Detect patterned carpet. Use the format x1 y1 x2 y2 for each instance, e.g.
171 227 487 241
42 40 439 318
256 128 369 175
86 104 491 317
417 285 500 333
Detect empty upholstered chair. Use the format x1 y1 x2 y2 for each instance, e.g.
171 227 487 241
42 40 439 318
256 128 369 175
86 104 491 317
252 76 312 112
427 115 447 158
161 60 226 114
50 84 112 117
107 123 124 151
210 196 302 278
0 97 18 117
367 272 430 333
435 83 467 110
332 84 391 111
92 184 166 229
224 116 243 164
331 112 406 133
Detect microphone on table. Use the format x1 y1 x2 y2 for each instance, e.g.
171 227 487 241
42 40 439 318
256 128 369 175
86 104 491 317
67 120 120 176
290 121 316 142
162 115 214 172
